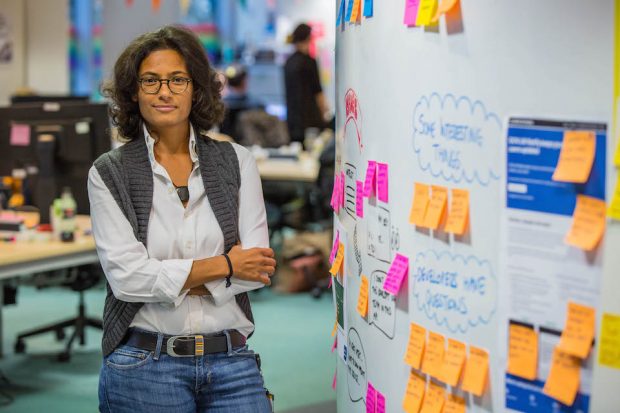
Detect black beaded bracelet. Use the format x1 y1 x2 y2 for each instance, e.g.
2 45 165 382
222 253 233 288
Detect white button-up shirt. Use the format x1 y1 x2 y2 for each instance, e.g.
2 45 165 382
87 125 268 337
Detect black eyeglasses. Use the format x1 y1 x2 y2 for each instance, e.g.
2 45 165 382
138 77 192 94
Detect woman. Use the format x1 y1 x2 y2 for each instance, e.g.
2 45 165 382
88 25 275 412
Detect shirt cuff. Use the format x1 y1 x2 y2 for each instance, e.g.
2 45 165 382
204 278 235 306
150 259 193 306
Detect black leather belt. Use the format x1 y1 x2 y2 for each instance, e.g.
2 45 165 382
121 329 246 357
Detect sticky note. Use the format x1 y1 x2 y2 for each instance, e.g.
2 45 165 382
598 312 620 370
331 319 338 337
420 380 445 413
366 381 377 413
404 322 426 369
443 394 466 413
404 0 421 26
345 0 355 22
409 183 430 227
10 124 30 146
615 138 620 166
402 370 425 413
357 275 370 317
331 175 340 212
363 0 373 17
350 0 361 22
421 332 445 379
431 0 458 22
607 176 620 220
558 302 596 359
329 231 340 264
376 391 386 413
363 161 377 197
543 347 581 407
507 323 538 380
444 189 469 235
423 186 448 230
329 243 345 275
565 194 606 251
336 0 346 26
356 180 365 218
552 130 596 183
377 163 389 203
415 0 438 26
383 253 409 295
331 336 337 353
440 338 466 386
332 370 337 390
461 346 489 397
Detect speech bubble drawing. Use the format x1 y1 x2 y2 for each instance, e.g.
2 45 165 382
369 270 396 339
344 163 358 220
411 93 502 186
367 205 391 263
411 250 497 334
347 327 367 403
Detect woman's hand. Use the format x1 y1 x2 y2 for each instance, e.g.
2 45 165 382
227 245 276 285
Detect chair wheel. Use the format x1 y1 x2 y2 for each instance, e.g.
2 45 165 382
56 329 66 340
57 352 70 362
15 340 26 353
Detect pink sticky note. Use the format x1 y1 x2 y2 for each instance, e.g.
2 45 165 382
331 336 338 353
328 276 333 289
329 231 340 264
363 161 377 197
356 180 364 218
404 0 421 25
377 163 389 203
330 175 339 211
10 124 31 146
332 370 337 390
366 382 377 413
376 391 386 413
383 253 409 295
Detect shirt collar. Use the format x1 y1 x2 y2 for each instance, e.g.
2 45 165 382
143 124 199 169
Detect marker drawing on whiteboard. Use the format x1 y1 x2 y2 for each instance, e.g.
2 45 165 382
346 327 367 403
369 271 396 339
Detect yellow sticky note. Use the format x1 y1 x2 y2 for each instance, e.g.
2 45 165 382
350 0 362 22
461 346 489 397
443 394 466 413
404 322 427 369
565 195 606 251
440 338 466 386
507 324 538 380
552 130 596 183
423 186 448 230
422 332 445 379
598 312 620 369
614 139 620 166
409 183 430 227
415 0 439 26
431 0 458 22
331 319 338 337
558 302 596 359
329 243 345 275
444 188 470 235
607 176 620 220
402 370 426 413
356 275 369 317
543 347 581 407
420 380 445 413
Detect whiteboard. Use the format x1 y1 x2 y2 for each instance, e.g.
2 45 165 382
333 1 619 412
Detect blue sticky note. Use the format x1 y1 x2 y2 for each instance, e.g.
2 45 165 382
336 0 346 26
363 0 373 17
345 0 354 22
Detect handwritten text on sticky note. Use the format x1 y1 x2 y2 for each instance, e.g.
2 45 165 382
565 194 606 251
383 253 409 295
357 275 370 317
558 301 596 359
377 163 389 203
422 331 445 379
543 347 581 407
409 182 430 227
404 322 426 369
552 130 596 183
598 312 620 370
507 323 538 380
444 188 469 235
461 346 489 397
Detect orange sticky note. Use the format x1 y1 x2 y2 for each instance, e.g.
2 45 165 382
329 243 345 275
409 183 430 227
444 189 469 235
543 347 581 407
431 0 458 22
415 0 438 26
440 339 466 386
552 130 596 183
422 332 445 379
420 380 445 413
507 323 538 380
443 394 466 413
558 302 596 359
461 346 489 397
565 195 606 251
404 322 427 369
423 186 448 230
350 0 362 22
402 370 426 413
331 319 338 337
356 275 369 317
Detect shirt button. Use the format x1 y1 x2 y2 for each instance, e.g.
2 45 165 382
168 187 174 194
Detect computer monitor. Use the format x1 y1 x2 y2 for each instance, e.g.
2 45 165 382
0 101 111 223
10 95 89 105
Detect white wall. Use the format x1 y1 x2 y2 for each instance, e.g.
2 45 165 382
0 0 25 105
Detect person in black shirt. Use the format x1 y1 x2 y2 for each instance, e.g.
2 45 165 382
284 23 330 145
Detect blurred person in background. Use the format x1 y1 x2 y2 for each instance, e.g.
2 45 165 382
220 64 264 142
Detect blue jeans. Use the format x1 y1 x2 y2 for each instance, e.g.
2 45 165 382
99 331 272 413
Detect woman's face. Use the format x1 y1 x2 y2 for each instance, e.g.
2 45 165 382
136 49 193 133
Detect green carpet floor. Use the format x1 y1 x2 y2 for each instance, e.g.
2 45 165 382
0 285 336 412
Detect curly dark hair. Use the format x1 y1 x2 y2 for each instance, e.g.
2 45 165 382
102 25 225 140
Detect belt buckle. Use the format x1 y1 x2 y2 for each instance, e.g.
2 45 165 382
166 335 204 357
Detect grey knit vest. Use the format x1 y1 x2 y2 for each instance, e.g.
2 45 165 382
94 132 254 356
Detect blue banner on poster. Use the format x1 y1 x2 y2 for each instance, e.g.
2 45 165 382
506 374 590 413
506 118 606 216
337 0 346 27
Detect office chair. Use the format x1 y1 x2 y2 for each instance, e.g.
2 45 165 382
14 264 103 362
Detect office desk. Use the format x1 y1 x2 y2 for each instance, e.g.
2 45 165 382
256 152 320 183
0 214 98 356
